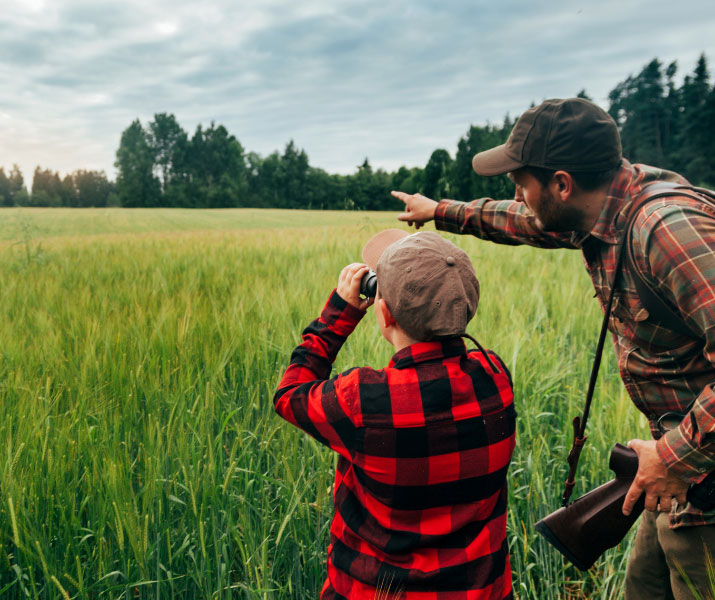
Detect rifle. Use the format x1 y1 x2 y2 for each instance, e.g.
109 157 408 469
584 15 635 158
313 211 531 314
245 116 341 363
535 443 644 571
536 444 714 571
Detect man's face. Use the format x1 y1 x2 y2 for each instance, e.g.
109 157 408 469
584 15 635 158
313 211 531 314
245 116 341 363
509 170 583 232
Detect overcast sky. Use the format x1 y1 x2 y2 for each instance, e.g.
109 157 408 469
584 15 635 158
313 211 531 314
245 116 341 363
2 0 714 183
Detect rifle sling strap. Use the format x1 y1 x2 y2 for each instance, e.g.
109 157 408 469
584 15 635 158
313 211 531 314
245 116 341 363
562 225 628 505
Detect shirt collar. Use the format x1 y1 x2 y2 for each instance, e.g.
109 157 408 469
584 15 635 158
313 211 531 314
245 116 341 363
582 159 636 245
582 159 691 246
388 337 467 369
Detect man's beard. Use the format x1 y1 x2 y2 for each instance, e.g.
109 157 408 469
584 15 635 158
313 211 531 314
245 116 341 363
535 188 585 232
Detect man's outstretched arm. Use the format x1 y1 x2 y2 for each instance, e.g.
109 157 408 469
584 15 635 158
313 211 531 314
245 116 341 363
392 190 576 249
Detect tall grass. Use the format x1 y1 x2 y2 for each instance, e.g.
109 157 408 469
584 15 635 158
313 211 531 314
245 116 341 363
0 208 650 598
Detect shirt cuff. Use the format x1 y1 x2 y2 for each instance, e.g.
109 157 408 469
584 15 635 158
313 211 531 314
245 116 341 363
656 425 712 484
320 289 366 337
434 199 466 233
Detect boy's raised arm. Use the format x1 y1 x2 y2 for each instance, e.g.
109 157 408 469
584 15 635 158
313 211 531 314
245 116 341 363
273 264 370 456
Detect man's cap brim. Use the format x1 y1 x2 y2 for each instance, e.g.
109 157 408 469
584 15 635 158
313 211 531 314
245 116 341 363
472 145 524 176
361 229 410 270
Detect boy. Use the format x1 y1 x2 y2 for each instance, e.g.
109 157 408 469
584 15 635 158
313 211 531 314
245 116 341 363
274 229 516 599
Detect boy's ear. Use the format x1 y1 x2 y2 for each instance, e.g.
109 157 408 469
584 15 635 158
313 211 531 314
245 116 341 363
377 298 396 328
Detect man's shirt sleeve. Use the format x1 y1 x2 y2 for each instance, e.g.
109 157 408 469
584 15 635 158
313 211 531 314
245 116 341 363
634 203 715 482
273 290 365 459
434 197 577 249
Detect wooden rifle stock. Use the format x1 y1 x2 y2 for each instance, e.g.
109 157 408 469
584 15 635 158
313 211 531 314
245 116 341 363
536 444 645 571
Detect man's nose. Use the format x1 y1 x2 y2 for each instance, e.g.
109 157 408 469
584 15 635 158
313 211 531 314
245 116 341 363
514 185 525 202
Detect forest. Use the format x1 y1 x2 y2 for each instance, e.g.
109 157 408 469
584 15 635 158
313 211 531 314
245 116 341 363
2 54 714 209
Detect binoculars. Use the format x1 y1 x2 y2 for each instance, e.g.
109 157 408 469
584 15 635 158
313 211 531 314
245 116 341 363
360 269 378 298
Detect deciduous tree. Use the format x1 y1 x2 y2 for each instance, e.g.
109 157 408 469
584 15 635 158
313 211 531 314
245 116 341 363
115 119 161 207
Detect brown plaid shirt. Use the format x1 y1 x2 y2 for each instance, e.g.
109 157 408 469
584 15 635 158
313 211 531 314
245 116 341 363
435 160 715 527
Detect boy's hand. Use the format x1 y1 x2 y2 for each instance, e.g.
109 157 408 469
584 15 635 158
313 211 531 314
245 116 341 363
337 263 374 311
392 191 438 229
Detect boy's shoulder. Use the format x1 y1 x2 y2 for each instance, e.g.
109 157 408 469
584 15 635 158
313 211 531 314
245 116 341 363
332 346 514 428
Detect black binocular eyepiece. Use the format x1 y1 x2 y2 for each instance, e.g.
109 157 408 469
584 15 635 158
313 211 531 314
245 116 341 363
360 269 377 298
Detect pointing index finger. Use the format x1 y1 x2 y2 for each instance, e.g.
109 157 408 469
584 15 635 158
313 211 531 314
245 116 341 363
391 191 410 204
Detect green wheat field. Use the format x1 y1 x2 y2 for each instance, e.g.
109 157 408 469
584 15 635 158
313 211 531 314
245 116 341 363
0 207 650 599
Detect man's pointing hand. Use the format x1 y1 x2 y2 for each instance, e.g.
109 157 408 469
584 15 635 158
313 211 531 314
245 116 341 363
392 191 438 229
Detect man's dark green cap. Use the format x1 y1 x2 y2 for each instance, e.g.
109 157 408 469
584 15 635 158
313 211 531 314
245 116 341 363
472 98 622 176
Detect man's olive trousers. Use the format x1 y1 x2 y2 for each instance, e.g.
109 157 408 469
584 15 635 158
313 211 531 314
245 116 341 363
626 510 715 600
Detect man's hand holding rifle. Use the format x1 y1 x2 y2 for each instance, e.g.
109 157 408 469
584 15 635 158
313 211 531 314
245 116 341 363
624 439 689 515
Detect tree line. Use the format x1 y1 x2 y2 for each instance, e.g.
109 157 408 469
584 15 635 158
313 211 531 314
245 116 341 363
3 54 714 209
0 167 117 208
608 54 715 186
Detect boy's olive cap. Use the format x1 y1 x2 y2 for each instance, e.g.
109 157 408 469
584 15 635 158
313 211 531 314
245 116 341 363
472 98 622 176
362 229 479 341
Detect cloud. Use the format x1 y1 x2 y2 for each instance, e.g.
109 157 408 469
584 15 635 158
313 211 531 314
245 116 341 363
0 0 714 183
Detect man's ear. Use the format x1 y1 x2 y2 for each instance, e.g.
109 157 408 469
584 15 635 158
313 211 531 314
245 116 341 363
552 171 573 203
377 298 396 329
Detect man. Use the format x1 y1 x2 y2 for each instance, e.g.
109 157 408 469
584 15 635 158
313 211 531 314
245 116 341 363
392 98 714 599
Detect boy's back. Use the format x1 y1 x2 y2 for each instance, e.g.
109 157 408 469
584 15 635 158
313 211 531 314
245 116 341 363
274 231 516 599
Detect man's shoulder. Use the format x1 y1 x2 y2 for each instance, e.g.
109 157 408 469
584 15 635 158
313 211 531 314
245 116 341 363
627 190 715 283
623 164 713 241
613 162 688 206
630 193 715 243
630 163 690 189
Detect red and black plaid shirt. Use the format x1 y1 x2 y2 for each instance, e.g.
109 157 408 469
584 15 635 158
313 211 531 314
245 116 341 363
274 291 516 599
435 159 715 527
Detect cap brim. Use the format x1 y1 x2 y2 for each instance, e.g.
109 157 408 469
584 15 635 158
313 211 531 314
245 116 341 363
472 145 524 176
361 229 410 270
